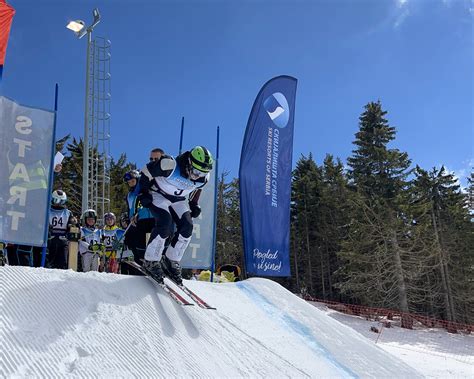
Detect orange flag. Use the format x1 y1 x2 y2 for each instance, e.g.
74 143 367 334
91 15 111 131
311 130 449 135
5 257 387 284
0 0 15 78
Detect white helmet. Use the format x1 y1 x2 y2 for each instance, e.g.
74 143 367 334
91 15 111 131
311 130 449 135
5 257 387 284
104 212 116 224
51 190 67 206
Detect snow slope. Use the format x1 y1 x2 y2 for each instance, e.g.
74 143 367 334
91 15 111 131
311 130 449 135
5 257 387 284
0 266 462 378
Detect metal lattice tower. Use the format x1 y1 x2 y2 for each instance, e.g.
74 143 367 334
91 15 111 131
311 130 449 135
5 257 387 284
86 36 111 225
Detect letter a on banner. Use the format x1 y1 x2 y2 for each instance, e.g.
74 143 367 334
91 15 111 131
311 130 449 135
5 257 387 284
0 0 15 81
0 96 55 246
239 75 297 277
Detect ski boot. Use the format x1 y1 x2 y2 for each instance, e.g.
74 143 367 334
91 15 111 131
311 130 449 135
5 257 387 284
161 255 183 285
143 260 164 284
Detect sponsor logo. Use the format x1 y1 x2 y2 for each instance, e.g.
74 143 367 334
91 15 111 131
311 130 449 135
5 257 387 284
252 248 282 272
263 92 290 128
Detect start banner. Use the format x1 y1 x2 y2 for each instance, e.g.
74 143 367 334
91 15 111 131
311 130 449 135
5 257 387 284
0 96 55 246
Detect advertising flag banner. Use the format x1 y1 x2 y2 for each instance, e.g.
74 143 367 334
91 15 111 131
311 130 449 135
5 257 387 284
0 96 55 246
180 166 216 269
0 0 15 80
239 76 297 276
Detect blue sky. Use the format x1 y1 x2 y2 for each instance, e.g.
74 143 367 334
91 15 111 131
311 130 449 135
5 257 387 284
2 0 473 183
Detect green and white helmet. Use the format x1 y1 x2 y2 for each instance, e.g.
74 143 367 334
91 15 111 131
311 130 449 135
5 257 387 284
189 146 213 173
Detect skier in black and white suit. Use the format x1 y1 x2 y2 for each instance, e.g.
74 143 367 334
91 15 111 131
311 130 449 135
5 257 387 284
48 190 75 269
138 146 213 284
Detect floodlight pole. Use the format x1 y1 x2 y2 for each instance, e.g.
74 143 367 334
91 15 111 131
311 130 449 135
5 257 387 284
81 30 92 215
77 8 100 215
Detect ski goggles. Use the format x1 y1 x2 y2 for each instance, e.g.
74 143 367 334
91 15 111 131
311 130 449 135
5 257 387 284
190 167 206 180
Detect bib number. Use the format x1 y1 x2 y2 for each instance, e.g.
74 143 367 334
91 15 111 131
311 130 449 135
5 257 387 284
52 216 64 228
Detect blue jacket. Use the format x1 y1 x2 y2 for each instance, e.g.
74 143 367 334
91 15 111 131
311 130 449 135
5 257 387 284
126 182 153 220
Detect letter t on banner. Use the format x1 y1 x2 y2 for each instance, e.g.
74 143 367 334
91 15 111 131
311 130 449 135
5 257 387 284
239 76 297 277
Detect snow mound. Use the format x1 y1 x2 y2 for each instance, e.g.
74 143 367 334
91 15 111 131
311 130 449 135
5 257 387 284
1 266 422 378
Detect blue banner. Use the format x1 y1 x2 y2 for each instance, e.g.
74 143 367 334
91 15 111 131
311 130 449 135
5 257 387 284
0 96 55 246
239 76 297 276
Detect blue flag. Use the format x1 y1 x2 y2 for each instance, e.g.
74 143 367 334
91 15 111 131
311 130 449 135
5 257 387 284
0 96 55 246
239 76 297 276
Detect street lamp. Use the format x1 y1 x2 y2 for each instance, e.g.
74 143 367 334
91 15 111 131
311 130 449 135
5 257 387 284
66 8 101 215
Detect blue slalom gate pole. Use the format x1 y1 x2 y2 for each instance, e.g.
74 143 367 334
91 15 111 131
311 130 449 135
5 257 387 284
41 83 59 268
178 116 184 154
210 126 219 282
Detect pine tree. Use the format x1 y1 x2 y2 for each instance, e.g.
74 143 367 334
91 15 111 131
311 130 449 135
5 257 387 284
215 173 243 270
319 154 351 300
54 137 84 218
339 101 413 315
468 170 474 216
53 137 136 223
290 154 323 296
347 101 410 201
108 155 135 218
412 166 474 322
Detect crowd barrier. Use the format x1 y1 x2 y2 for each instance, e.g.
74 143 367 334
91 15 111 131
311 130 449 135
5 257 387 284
302 295 473 334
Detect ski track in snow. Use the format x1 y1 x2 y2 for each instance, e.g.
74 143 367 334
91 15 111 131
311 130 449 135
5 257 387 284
0 266 470 378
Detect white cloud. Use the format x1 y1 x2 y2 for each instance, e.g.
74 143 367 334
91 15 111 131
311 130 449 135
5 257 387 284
394 8 411 28
392 0 411 28
391 0 473 29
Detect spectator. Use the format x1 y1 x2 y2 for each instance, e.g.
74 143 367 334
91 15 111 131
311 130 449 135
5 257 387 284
5 244 42 267
79 209 103 272
0 241 6 266
123 148 165 264
217 264 242 282
47 190 75 269
101 212 122 273
191 269 201 280
149 148 164 162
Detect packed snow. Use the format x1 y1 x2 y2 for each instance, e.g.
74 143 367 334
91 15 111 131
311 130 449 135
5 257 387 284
1 266 472 378
309 302 473 378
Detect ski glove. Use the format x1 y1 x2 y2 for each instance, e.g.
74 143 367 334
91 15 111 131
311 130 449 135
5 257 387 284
189 202 201 218
89 242 105 253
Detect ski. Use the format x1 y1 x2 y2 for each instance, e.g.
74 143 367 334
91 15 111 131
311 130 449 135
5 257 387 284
167 279 216 310
127 260 215 309
157 280 193 307
124 261 193 306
